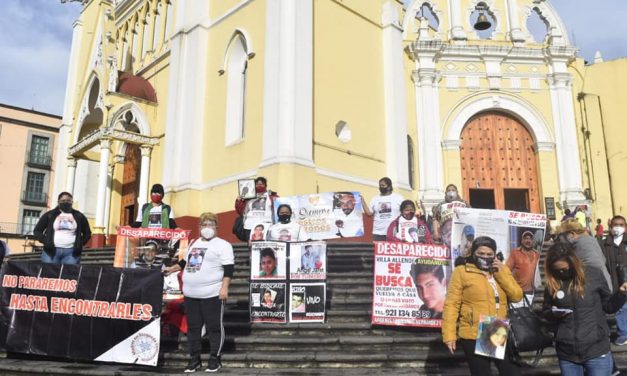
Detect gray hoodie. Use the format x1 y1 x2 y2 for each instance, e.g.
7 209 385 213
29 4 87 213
574 234 613 290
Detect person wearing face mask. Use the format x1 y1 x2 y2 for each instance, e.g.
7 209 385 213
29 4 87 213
132 183 177 229
164 212 234 373
266 204 309 242
543 242 627 375
600 215 627 346
557 218 612 291
431 184 469 245
234 177 278 240
33 192 91 264
361 177 405 241
442 236 522 376
386 200 432 243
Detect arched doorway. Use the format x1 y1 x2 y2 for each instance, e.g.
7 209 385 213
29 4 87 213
460 112 540 212
119 144 141 225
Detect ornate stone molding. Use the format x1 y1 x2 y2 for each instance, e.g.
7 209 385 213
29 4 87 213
68 127 159 156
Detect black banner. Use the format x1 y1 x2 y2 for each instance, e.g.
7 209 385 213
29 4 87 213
0 261 163 365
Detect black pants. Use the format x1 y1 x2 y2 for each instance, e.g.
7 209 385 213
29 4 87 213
459 339 521 376
372 234 387 241
184 296 225 358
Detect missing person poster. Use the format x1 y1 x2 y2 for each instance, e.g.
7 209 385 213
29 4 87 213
475 315 510 359
289 241 326 280
250 282 287 323
289 283 326 323
0 261 162 366
371 242 450 328
249 222 268 242
251 241 287 280
274 192 364 240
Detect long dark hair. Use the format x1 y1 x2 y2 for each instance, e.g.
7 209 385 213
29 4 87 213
544 241 586 298
479 318 508 355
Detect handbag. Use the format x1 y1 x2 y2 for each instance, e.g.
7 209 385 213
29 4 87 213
232 215 248 242
507 295 553 366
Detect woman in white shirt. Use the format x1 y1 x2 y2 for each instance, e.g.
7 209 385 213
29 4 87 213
266 204 309 242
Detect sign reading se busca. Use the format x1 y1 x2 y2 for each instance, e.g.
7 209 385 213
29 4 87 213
0 261 163 366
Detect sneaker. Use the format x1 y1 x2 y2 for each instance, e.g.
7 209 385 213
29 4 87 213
206 355 222 373
614 336 627 346
184 357 202 373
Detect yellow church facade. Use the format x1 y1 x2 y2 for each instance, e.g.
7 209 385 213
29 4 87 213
56 0 624 245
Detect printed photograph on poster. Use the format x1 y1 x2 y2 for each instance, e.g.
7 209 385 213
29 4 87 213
249 222 268 242
451 208 509 260
250 241 287 279
250 282 287 323
371 242 451 328
507 212 547 252
437 201 468 248
289 241 326 280
238 179 256 199
274 192 364 240
289 283 326 323
475 315 510 360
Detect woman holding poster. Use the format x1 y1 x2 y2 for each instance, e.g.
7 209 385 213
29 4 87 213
442 236 522 375
386 200 432 244
543 242 627 375
234 177 278 240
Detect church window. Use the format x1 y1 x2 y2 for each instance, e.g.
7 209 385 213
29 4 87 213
224 34 249 146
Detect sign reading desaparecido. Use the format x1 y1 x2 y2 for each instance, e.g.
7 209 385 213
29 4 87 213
371 242 450 328
289 283 326 323
289 241 326 280
250 282 287 323
0 261 163 366
250 241 287 280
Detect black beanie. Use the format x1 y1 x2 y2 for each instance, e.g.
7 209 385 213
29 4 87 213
151 184 164 195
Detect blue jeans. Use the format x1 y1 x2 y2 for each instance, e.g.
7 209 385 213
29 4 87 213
559 352 613 376
616 302 627 337
41 247 80 264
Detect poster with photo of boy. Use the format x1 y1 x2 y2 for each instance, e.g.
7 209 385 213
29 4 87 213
289 241 326 280
289 283 326 323
250 282 287 323
250 241 287 280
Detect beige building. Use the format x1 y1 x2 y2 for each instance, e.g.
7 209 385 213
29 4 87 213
0 104 61 253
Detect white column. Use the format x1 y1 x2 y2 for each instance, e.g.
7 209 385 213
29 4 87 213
95 139 112 229
547 50 586 207
448 0 466 40
138 145 152 209
66 157 77 194
53 19 84 200
162 0 210 190
506 0 525 43
381 1 410 189
104 164 114 237
260 0 314 167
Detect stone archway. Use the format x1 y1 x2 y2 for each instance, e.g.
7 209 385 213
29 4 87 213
460 111 540 212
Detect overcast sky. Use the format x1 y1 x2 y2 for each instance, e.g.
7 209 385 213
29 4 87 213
0 0 625 116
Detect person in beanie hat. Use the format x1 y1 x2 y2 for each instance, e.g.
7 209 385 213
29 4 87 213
132 183 177 229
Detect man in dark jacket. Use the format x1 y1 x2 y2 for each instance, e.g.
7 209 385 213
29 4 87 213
33 192 91 264
600 215 627 345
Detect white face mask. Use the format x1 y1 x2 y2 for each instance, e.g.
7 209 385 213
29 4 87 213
446 191 457 200
201 227 215 240
612 226 625 237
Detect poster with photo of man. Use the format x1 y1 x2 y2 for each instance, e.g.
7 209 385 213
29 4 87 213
289 283 326 323
250 282 287 323
250 241 287 280
274 192 364 240
238 179 256 199
372 242 450 327
450 208 510 261
289 241 326 280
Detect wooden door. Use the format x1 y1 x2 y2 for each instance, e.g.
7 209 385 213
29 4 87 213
460 112 540 212
119 144 141 225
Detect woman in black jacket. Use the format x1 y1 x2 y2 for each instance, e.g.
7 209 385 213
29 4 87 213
33 192 91 264
543 242 627 375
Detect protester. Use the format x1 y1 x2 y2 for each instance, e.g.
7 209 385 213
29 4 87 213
442 236 522 376
596 218 605 240
33 192 91 264
164 212 234 373
362 177 404 241
266 204 308 242
574 206 587 230
600 215 627 346
133 183 177 228
235 177 278 240
558 219 612 290
0 239 10 265
561 208 573 222
506 231 541 304
431 184 468 246
543 241 627 375
409 263 446 319
387 200 432 243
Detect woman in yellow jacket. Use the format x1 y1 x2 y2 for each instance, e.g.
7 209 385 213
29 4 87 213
442 236 523 375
